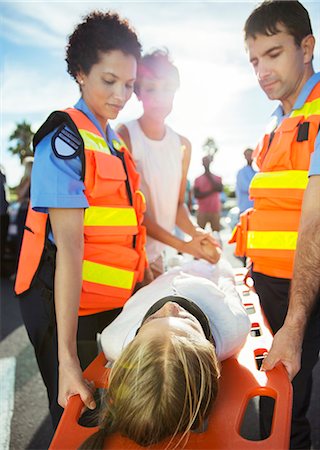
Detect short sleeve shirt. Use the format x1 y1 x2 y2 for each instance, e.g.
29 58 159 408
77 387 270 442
31 98 118 212
236 165 257 213
194 173 222 213
270 72 320 177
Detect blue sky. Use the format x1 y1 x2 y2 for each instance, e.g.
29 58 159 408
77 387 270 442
1 1 320 187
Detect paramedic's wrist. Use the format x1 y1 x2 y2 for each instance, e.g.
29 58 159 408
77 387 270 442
58 346 79 365
282 317 306 342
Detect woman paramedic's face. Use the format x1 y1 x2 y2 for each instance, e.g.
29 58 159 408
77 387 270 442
77 50 137 128
135 302 207 343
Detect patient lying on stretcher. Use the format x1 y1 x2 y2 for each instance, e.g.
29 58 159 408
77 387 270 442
80 258 251 449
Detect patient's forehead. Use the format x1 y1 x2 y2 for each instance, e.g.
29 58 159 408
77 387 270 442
135 316 206 342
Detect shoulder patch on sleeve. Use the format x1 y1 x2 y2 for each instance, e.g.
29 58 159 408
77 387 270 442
52 124 82 159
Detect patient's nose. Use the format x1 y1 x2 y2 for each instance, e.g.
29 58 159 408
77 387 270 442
162 302 182 316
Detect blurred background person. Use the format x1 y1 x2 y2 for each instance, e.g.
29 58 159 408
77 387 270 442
236 148 256 214
194 155 223 233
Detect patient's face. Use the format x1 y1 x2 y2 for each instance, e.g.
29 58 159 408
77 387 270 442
135 301 206 342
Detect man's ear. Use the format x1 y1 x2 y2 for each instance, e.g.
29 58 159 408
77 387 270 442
301 34 315 64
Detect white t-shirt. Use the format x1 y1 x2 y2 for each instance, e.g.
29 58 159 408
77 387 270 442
101 259 251 362
125 119 183 263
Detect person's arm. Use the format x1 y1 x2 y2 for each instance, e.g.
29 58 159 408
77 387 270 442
175 136 199 236
206 173 223 192
236 170 248 196
49 208 96 410
186 185 193 213
194 185 217 199
143 214 219 263
261 175 320 380
194 174 223 199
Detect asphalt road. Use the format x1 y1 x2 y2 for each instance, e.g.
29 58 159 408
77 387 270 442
0 229 319 449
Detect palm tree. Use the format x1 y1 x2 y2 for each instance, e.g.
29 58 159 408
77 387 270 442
8 121 34 163
202 137 218 158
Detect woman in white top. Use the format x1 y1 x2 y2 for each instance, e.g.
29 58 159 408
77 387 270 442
118 50 219 278
80 258 250 450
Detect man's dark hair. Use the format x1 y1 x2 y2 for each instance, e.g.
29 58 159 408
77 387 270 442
66 11 141 80
244 0 313 46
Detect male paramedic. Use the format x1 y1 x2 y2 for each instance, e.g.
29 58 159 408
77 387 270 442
231 1 320 448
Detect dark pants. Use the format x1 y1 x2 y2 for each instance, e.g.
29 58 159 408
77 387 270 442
19 244 122 430
252 270 320 450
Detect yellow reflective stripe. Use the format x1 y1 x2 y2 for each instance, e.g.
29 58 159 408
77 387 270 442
250 170 308 190
290 97 320 118
84 206 137 227
116 136 127 148
83 260 134 289
247 231 297 250
111 139 121 150
79 129 111 154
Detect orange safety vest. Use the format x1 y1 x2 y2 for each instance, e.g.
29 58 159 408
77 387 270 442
230 81 320 279
15 108 147 316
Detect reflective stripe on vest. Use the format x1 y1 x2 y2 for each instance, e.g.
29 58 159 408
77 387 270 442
250 170 309 190
82 260 134 289
247 231 298 251
78 129 111 154
15 108 147 314
232 81 320 278
290 97 320 118
84 206 138 227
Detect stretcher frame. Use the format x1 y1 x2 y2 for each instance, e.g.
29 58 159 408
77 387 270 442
50 268 292 449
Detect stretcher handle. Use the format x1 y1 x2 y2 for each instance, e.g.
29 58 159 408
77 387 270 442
49 353 109 450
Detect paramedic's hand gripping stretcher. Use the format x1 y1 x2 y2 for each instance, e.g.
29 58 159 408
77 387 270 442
50 267 292 450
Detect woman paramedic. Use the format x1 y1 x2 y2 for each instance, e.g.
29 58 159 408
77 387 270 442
14 11 146 429
80 258 251 449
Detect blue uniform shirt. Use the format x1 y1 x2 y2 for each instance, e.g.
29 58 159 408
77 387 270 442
31 98 119 213
269 72 320 177
236 164 257 213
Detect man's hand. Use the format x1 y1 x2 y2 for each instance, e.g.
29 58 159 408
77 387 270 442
261 324 303 381
58 359 96 410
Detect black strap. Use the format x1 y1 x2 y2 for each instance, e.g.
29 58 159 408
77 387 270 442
33 111 85 181
114 149 137 248
297 122 310 142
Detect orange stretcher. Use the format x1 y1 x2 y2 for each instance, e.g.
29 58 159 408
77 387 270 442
50 268 292 450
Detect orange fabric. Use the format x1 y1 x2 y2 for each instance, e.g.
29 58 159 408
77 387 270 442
231 82 320 278
15 108 147 315
49 269 292 450
15 206 48 295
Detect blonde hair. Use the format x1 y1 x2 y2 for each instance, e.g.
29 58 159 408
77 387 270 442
79 334 220 449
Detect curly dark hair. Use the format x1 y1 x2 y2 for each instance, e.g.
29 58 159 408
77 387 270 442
66 11 142 80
